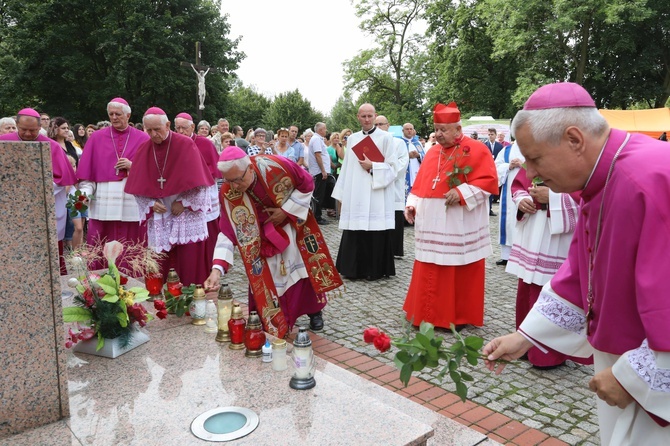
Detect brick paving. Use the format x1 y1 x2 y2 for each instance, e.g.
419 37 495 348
222 203 600 446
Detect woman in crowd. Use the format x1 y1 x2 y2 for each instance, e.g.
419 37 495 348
273 127 297 162
220 131 235 149
0 117 17 134
50 117 86 251
72 124 87 151
197 120 211 137
85 124 98 138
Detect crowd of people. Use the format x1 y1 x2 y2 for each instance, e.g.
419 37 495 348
3 81 669 444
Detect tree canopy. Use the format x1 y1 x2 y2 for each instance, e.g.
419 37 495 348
0 0 243 123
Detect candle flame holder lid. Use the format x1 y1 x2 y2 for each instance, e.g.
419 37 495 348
218 283 233 300
166 268 180 284
230 303 244 319
246 311 262 329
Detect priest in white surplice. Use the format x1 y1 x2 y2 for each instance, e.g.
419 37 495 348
332 103 399 280
494 142 524 265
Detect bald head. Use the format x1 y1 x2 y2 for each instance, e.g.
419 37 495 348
357 103 377 132
375 115 390 131
402 122 415 139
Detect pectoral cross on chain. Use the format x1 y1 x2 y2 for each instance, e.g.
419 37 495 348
157 176 166 189
432 175 440 190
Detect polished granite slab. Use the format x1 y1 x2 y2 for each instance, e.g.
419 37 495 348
0 277 494 445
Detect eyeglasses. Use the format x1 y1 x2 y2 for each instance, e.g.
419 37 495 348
174 125 191 131
222 165 250 184
375 122 389 127
40 118 50 121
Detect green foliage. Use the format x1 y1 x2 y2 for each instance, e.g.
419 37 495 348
263 90 324 134
327 94 360 133
165 284 196 317
0 0 243 123
392 321 492 402
224 85 272 132
63 306 93 323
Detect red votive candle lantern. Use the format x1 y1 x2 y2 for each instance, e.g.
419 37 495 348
244 311 266 358
145 272 163 298
228 303 246 350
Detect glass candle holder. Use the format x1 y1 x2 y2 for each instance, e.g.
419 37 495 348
145 272 163 299
215 285 233 342
289 327 316 390
244 311 266 358
228 303 246 350
189 285 207 325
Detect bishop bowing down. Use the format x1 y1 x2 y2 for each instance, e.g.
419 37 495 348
125 107 214 286
0 108 77 274
204 147 342 338
403 102 498 329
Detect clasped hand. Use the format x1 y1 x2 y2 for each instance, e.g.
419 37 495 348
114 157 132 171
588 367 634 409
265 207 286 226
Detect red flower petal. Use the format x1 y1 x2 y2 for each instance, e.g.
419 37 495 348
363 327 381 344
373 333 392 353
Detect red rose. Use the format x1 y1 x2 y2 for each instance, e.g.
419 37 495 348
119 276 128 285
463 146 471 154
373 332 392 353
78 194 87 201
363 327 381 344
74 201 83 210
156 309 168 319
153 299 166 310
83 288 94 306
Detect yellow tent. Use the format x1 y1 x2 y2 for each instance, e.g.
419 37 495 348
599 108 670 139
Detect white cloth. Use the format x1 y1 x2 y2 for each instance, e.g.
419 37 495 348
54 184 67 240
506 191 578 285
204 184 220 223
134 186 210 253
520 285 670 445
495 143 524 249
79 179 140 222
393 138 410 211
332 129 398 230
406 191 492 265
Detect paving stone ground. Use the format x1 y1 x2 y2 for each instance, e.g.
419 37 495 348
222 202 600 446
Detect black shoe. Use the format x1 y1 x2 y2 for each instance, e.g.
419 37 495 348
316 219 329 225
489 211 497 216
532 362 565 370
496 259 508 266
308 312 324 331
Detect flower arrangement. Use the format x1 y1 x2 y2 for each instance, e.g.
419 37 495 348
66 190 92 217
364 321 501 402
164 284 196 317
63 241 167 351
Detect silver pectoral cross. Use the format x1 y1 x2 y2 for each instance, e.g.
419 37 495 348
431 175 440 190
115 168 120 175
157 176 166 189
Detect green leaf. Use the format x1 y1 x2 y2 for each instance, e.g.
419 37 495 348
455 381 468 402
426 357 439 367
400 363 413 387
448 359 458 372
396 350 411 364
74 190 81 196
464 336 484 350
102 294 119 303
117 312 128 327
412 354 427 371
419 321 435 338
449 370 461 384
96 276 117 295
452 178 462 186
437 364 449 380
463 166 473 174
461 372 474 382
75 284 85 293
96 332 104 351
415 333 436 358
466 350 479 366
63 307 93 322
132 289 150 302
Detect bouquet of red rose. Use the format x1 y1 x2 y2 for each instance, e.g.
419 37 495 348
66 189 92 217
63 241 167 351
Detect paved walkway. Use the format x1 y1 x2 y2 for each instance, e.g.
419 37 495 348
223 203 600 446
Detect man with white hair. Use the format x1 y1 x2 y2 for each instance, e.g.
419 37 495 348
0 117 17 134
125 107 214 286
174 112 221 271
399 122 424 192
484 82 670 445
77 97 150 270
203 147 341 336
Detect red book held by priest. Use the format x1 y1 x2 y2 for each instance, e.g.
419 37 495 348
351 135 385 162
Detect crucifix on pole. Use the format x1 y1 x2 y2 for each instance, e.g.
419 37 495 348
180 41 219 121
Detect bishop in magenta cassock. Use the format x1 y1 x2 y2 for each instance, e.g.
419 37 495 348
0 108 77 273
76 98 150 272
484 82 670 445
403 102 498 329
125 107 214 286
174 112 221 275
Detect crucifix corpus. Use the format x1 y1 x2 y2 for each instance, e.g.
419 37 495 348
180 41 219 120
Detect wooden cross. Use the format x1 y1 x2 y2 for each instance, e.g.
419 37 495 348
157 176 166 189
180 41 219 121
